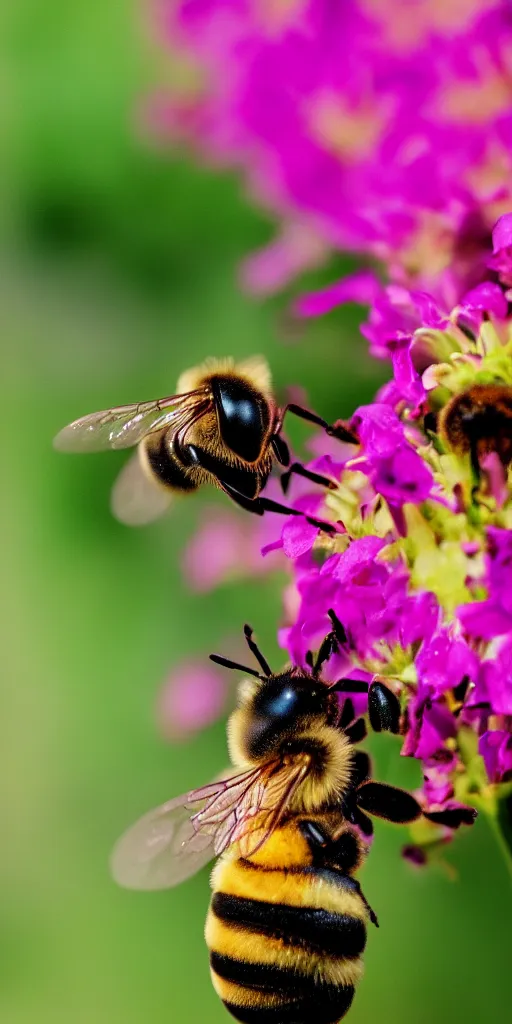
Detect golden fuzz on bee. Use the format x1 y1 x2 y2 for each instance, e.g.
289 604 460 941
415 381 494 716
438 383 512 465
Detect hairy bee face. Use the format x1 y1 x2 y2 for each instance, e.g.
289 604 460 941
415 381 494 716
230 671 339 764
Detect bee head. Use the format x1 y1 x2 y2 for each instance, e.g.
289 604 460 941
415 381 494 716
230 669 337 764
211 624 341 767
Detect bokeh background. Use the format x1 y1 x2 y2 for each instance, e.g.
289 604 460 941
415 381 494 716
3 4 511 1023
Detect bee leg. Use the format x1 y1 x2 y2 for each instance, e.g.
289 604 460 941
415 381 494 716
335 677 400 733
300 819 360 871
333 679 369 694
218 481 266 515
344 717 367 744
356 781 422 824
352 751 371 787
254 493 339 535
346 877 379 927
368 681 401 734
282 403 330 430
280 462 337 495
300 820 379 926
270 433 290 466
283 403 359 443
357 781 478 831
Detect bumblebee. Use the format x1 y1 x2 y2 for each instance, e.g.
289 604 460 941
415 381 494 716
54 356 350 526
112 617 427 1024
438 383 512 476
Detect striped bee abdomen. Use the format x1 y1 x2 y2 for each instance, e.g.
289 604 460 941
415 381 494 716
206 850 368 1024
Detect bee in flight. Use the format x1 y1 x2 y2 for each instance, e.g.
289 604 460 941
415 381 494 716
438 383 512 479
112 617 429 1024
54 356 354 527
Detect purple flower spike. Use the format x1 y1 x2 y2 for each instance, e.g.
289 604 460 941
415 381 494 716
295 270 382 318
156 3 512 863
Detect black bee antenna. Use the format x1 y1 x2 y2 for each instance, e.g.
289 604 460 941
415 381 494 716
243 624 272 677
209 654 265 681
305 650 315 673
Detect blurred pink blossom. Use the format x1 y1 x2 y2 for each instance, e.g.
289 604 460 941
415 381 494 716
156 659 229 740
156 0 512 307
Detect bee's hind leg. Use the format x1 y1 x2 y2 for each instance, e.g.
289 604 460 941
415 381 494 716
299 819 379 926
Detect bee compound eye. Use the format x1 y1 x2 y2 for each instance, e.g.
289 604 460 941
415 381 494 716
211 376 269 463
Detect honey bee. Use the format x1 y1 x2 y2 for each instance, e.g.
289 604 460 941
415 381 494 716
438 383 512 477
112 618 425 1024
54 356 352 527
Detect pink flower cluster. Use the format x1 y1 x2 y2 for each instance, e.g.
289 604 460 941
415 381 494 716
156 0 512 863
157 0 512 306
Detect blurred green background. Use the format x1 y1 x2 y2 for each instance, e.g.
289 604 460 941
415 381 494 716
3 4 511 1023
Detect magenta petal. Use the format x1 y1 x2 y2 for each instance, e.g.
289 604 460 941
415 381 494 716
294 271 382 318
492 213 512 253
352 403 405 456
458 282 508 321
459 601 512 640
416 630 479 696
240 225 326 296
415 702 457 760
326 536 386 582
282 516 319 558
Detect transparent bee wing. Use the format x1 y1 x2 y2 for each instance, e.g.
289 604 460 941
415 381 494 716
110 758 310 891
111 794 216 891
110 449 173 526
110 767 260 891
53 390 210 453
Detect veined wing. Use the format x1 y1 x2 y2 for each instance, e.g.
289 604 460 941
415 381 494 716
190 755 311 858
111 757 311 891
218 756 311 857
53 389 211 453
110 767 263 891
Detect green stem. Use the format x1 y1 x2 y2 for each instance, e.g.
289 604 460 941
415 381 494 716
494 791 512 877
474 786 512 881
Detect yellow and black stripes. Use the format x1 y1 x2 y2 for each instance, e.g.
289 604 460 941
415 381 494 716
211 891 366 958
207 845 368 1024
211 960 355 1023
